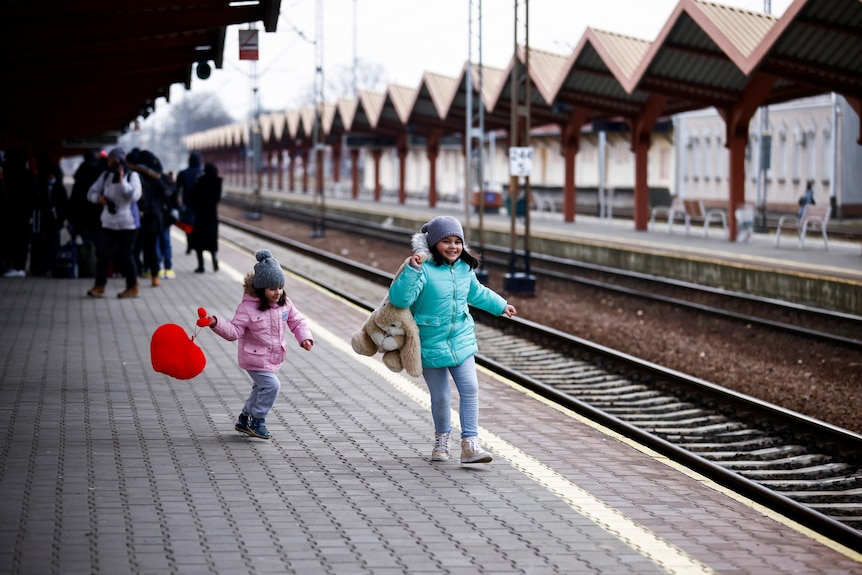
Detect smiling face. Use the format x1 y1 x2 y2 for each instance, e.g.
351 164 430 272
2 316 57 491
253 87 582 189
434 236 463 264
264 286 284 305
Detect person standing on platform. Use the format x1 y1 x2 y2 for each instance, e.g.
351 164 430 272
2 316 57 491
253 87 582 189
189 162 222 273
388 216 517 464
69 149 105 277
85 147 142 299
176 152 203 255
29 156 70 277
197 249 314 439
798 180 816 217
1 147 37 278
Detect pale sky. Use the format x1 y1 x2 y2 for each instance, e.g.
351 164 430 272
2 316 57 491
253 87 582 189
153 0 794 126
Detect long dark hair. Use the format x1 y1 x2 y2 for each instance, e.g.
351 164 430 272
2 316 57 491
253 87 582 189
255 287 286 310
428 243 480 269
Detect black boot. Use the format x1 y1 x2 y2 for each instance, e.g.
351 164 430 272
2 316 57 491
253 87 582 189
195 252 205 273
212 252 219 272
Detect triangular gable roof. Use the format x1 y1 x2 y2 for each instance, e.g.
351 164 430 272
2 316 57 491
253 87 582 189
357 89 385 129
420 71 461 119
336 97 358 131
517 45 570 106
284 109 301 140
385 84 419 124
625 0 777 96
320 102 338 136
298 105 316 138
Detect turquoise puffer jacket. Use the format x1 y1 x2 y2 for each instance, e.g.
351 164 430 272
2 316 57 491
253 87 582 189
389 259 506 368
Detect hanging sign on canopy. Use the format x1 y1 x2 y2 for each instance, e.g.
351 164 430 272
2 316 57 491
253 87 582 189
239 29 259 61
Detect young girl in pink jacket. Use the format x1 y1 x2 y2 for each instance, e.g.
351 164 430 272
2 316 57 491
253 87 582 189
199 249 313 439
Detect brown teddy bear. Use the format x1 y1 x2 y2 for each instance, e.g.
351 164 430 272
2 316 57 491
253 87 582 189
351 258 422 377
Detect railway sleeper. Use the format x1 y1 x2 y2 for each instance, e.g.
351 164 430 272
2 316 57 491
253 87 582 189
539 375 627 386
613 408 708 421
698 445 809 461
763 475 862 490
528 366 608 378
663 429 767 443
782 488 862 503
714 453 834 470
678 437 786 451
623 414 727 427
571 390 663 402
738 462 857 480
597 398 692 410
556 384 647 395
646 421 746 435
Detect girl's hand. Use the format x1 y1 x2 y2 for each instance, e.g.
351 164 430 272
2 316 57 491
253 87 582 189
409 253 423 268
300 339 313 351
502 304 517 318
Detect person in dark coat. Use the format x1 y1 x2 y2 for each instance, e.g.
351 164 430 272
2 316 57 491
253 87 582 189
1 147 37 277
189 162 222 273
29 155 70 277
176 152 203 254
69 149 105 246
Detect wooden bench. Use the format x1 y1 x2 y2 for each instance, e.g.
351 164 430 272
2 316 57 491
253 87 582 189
775 204 831 250
650 198 728 238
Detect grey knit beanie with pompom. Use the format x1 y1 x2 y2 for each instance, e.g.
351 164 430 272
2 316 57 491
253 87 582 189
252 249 285 288
421 216 464 247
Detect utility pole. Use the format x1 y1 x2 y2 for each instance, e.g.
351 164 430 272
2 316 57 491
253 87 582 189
754 0 772 232
467 0 488 283
311 0 326 237
504 0 535 295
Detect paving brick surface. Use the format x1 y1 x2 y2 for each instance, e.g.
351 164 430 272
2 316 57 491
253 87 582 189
0 232 860 575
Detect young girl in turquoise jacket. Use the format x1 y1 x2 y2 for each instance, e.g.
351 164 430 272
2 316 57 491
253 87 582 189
389 216 516 464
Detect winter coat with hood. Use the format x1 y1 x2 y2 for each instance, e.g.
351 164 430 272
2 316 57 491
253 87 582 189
211 274 313 372
388 233 506 369
86 165 142 231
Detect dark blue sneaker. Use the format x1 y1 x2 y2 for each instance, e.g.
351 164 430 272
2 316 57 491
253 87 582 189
247 416 270 439
235 413 251 435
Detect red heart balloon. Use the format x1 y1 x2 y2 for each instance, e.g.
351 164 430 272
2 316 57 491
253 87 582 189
150 323 206 380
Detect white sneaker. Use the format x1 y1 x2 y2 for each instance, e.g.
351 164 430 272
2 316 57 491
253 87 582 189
431 432 450 462
461 437 492 464
3 269 25 278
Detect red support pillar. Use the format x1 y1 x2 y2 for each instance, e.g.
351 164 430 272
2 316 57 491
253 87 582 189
720 72 777 241
561 109 589 223
630 94 667 231
277 149 284 191
331 140 342 184
301 147 309 192
397 134 408 204
266 149 273 190
371 149 383 201
350 148 360 199
288 149 296 191
426 130 441 208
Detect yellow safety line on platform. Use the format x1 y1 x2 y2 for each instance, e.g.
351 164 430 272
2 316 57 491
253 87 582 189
481 365 862 564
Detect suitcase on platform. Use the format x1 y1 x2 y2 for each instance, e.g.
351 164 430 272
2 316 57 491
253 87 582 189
52 241 79 279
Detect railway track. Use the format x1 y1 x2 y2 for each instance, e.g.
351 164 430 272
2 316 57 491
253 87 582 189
222 196 862 350
219 215 862 554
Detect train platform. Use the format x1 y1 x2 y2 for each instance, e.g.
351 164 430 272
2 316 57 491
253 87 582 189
2 229 861 574
228 188 862 314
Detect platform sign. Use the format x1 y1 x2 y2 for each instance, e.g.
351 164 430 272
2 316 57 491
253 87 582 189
239 29 259 61
508 146 534 177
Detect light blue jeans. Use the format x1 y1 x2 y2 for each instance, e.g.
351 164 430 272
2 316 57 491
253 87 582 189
422 355 479 439
244 370 281 420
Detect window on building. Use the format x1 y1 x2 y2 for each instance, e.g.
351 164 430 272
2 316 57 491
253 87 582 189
821 121 831 184
792 124 804 183
703 133 711 181
713 130 722 182
777 123 787 183
806 122 817 184
690 132 699 181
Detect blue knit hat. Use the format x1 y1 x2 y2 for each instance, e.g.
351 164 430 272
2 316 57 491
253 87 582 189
421 216 464 247
252 249 285 288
